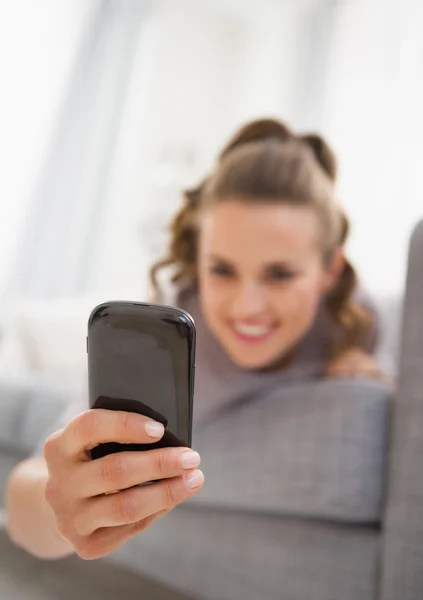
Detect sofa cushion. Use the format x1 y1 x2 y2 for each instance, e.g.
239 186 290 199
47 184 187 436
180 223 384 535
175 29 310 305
111 507 379 600
191 378 392 524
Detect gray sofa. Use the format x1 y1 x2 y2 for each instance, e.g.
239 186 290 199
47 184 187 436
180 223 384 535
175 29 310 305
1 220 422 600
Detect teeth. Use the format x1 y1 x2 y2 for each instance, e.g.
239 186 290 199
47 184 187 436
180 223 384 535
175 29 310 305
233 323 272 337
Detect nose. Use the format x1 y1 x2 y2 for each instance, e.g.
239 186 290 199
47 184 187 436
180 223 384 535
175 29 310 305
230 282 268 319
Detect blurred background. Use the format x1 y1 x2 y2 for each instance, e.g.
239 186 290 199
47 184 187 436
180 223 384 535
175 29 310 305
1 0 423 598
2 0 423 301
0 0 421 383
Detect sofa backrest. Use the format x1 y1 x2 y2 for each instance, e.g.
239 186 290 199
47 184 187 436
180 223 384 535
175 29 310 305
380 219 423 599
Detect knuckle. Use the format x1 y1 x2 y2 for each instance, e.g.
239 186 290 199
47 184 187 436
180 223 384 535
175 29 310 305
121 411 134 436
44 476 63 508
74 538 98 560
110 489 140 523
100 453 128 487
161 480 180 507
63 507 83 536
43 431 62 463
152 450 170 478
120 411 146 439
72 410 99 443
56 515 74 541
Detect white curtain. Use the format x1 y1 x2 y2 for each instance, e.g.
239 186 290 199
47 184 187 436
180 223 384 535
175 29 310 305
6 0 149 300
320 0 423 295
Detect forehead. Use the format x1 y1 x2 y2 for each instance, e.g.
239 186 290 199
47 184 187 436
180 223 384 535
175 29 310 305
199 201 321 263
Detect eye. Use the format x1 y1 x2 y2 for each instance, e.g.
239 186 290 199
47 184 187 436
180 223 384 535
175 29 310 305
265 265 296 282
209 262 236 278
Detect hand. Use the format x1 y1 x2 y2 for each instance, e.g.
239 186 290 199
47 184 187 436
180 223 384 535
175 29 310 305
324 347 391 383
43 409 204 559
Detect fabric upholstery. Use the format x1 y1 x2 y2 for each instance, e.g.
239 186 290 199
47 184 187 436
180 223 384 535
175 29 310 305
111 506 380 600
191 379 392 524
380 220 423 599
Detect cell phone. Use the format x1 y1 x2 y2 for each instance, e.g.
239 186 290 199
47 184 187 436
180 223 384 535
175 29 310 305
87 301 196 460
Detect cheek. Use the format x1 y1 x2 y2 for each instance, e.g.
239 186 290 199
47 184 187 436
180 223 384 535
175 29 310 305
272 276 323 324
198 270 228 323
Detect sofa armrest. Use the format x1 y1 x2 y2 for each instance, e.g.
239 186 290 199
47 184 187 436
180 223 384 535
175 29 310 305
191 379 392 524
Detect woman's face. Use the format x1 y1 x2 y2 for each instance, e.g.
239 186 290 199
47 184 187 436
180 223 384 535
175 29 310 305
198 201 342 369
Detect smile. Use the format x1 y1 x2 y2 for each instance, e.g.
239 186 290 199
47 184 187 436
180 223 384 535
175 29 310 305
231 322 275 343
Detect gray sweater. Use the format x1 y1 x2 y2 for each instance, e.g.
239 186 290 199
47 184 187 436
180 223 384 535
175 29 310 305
179 289 377 425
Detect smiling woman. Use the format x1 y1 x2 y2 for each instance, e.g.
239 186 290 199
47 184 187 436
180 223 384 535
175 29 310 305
198 202 335 369
5 117 387 567
151 118 376 371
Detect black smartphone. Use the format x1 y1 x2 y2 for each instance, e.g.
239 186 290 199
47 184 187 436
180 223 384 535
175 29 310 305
87 301 196 460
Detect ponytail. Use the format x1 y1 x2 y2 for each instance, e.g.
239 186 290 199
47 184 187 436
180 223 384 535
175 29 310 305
300 133 338 182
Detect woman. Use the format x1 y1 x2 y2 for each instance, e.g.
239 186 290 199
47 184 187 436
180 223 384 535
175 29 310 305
5 118 385 561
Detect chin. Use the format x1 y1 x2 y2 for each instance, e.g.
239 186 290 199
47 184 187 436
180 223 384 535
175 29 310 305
225 346 282 371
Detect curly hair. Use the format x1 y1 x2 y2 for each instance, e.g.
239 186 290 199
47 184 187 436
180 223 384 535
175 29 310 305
150 118 373 354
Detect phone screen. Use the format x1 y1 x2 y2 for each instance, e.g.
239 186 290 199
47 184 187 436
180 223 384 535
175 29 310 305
88 303 195 457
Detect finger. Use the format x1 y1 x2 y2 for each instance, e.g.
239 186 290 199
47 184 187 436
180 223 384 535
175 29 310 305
327 371 356 379
327 367 388 381
75 470 204 535
75 447 201 497
325 366 361 378
358 368 393 383
61 410 165 459
325 365 353 376
74 510 169 560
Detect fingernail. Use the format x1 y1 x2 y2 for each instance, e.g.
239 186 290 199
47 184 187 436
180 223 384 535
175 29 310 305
145 420 165 438
181 450 201 470
184 469 204 490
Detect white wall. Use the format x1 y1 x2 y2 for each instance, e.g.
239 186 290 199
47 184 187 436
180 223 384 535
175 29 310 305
0 0 98 297
321 0 423 295
232 4 305 127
